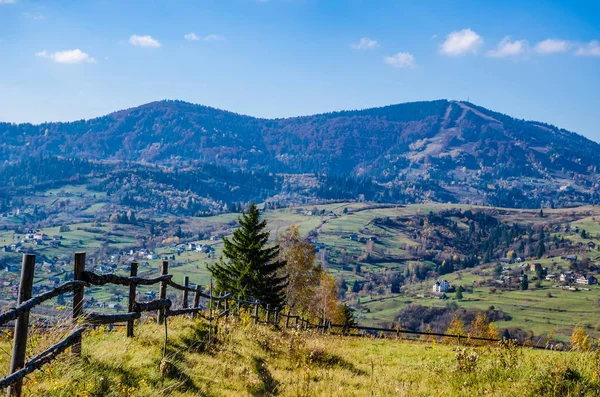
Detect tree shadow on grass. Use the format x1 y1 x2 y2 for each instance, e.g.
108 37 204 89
307 348 367 376
248 356 280 396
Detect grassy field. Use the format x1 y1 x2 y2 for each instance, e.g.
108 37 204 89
1 316 599 396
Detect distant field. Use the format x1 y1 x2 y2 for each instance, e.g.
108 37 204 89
2 201 600 341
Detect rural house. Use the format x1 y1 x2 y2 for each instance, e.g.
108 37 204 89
575 274 597 285
432 279 450 293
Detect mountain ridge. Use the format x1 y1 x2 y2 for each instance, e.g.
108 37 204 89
1 99 599 210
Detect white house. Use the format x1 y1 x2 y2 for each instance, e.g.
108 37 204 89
575 275 597 285
433 279 450 293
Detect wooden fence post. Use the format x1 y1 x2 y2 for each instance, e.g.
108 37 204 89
294 316 299 328
208 280 213 341
224 298 229 318
127 262 138 338
6 254 35 397
182 276 189 309
253 302 259 325
72 252 85 357
193 285 201 318
285 312 290 329
266 305 271 324
157 261 168 325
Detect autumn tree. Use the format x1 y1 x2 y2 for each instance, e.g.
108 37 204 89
469 313 499 345
442 316 467 344
314 272 344 323
277 225 322 315
570 327 591 352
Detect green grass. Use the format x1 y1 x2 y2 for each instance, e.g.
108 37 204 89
2 316 600 396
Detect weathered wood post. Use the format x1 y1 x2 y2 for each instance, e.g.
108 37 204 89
236 299 241 317
7 254 35 397
224 297 229 318
127 262 138 338
266 304 271 324
182 276 189 309
158 261 168 325
208 279 213 341
285 311 290 329
253 302 259 325
193 285 201 318
72 252 85 357
294 315 299 328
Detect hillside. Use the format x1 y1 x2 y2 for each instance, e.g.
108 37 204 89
2 202 600 343
2 316 599 396
1 100 599 210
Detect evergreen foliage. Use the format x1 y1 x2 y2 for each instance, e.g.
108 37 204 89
208 204 287 307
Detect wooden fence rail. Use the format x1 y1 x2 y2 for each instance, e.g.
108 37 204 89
0 253 524 396
0 253 235 396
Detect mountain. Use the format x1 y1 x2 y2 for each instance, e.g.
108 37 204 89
1 99 599 212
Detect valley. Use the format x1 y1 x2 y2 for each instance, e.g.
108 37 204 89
2 185 600 343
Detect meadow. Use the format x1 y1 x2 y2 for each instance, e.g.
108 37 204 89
1 316 599 396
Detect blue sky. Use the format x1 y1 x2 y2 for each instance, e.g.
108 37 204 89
1 0 599 140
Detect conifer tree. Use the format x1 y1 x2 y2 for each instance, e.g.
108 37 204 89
340 304 357 334
208 204 287 308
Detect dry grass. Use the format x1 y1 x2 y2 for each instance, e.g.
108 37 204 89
0 314 599 396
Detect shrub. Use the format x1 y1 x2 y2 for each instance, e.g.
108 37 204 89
570 327 591 352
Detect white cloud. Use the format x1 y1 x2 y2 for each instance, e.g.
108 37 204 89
36 49 96 64
129 34 161 48
23 12 45 20
351 38 379 50
185 33 225 42
534 39 569 54
486 36 528 58
440 28 483 56
184 32 199 41
202 34 225 42
575 40 600 56
0 0 17 4
384 52 416 68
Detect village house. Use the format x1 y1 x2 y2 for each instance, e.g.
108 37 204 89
33 232 48 241
575 274 597 285
545 274 557 281
561 255 578 261
188 243 196 251
432 279 450 293
560 271 576 283
530 263 543 272
587 241 596 249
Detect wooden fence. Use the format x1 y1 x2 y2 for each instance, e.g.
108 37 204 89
0 253 503 396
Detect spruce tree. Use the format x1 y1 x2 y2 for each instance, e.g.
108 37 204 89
520 274 529 291
208 204 287 308
340 304 357 334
